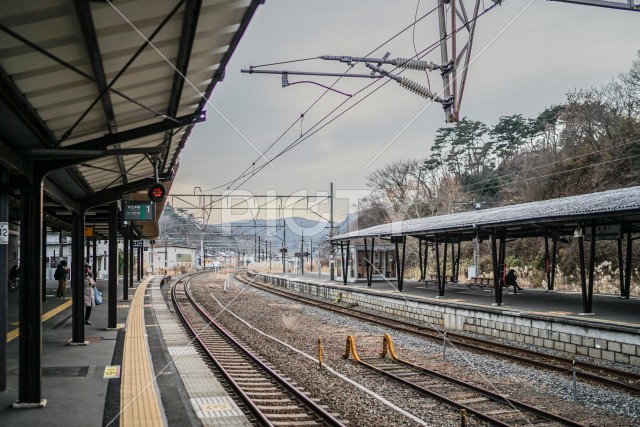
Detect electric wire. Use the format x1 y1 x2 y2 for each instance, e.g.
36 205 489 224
203 4 441 193
413 0 432 92
249 56 321 68
468 152 640 194
458 137 640 192
245 4 498 179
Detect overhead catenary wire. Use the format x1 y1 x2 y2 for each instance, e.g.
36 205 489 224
203 3 442 194
210 4 493 198
234 5 498 183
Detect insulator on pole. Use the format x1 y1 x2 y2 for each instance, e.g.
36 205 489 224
391 58 440 71
397 77 442 102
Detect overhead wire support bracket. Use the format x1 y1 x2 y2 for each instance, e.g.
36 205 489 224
364 62 448 107
320 54 446 72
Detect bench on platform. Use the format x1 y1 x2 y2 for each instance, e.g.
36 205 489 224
466 276 494 292
424 274 457 289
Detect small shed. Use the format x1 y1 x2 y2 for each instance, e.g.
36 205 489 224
335 243 396 283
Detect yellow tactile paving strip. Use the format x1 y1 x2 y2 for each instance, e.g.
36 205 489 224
120 276 164 427
6 299 72 343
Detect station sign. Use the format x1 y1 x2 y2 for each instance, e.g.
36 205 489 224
584 224 621 241
122 201 155 221
0 222 8 245
132 240 144 247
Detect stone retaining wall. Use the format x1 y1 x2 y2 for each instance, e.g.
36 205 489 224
250 272 640 367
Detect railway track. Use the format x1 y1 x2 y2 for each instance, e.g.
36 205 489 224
345 334 586 427
236 272 640 395
171 274 347 427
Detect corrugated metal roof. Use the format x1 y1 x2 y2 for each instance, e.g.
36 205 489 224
333 186 640 241
1 0 261 237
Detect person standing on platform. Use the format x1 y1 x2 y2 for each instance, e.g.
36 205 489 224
84 270 96 325
55 260 69 298
8 265 19 291
505 269 522 292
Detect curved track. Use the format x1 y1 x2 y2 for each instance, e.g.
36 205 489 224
237 272 640 395
171 273 346 427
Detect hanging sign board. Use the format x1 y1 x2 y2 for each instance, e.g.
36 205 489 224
84 226 94 237
132 240 144 247
122 201 155 221
0 222 8 245
584 224 621 241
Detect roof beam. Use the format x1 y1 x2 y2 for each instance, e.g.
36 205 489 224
166 0 264 173
80 174 172 210
74 0 129 186
64 112 205 152
73 0 117 134
162 0 202 172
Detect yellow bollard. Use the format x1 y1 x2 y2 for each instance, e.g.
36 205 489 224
318 337 323 368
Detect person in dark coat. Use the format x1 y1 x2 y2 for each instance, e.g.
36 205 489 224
55 260 69 298
505 269 522 291
8 265 19 291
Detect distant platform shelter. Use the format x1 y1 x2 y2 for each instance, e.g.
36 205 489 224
335 243 397 283
331 186 640 314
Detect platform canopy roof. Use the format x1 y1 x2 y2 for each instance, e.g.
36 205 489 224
0 0 262 237
332 186 640 242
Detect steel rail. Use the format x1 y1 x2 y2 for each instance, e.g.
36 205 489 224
237 272 640 395
173 272 346 427
356 357 585 426
170 273 272 426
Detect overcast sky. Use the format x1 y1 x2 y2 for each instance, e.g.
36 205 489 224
170 0 638 224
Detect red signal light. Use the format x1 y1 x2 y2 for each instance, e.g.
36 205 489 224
148 183 166 202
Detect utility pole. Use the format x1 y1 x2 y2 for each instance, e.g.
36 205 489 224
310 238 313 272
300 230 304 276
164 225 168 274
329 182 335 280
282 220 286 274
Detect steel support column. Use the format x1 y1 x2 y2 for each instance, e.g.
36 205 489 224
578 225 588 313
617 237 625 297
587 221 596 313
0 168 8 392
339 242 346 285
499 232 507 298
455 239 461 282
624 232 632 298
364 238 371 287
17 180 44 405
137 247 141 281
544 232 551 290
423 240 429 283
129 237 134 287
551 234 557 291
491 230 500 305
108 203 117 328
441 234 448 296
41 219 47 302
418 239 424 282
435 235 442 296
122 226 129 300
92 236 97 279
70 210 86 344
394 236 406 292
369 238 375 286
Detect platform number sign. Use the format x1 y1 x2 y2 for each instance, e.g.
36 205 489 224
0 222 8 245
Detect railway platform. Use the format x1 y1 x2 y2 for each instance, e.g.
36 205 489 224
0 275 250 427
267 270 640 326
